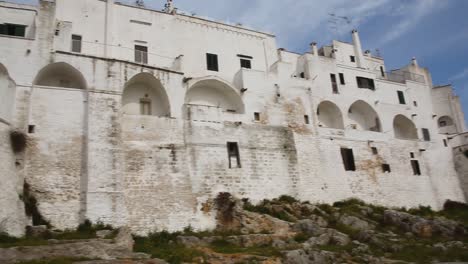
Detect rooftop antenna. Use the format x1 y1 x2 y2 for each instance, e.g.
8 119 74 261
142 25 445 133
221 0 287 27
135 0 144 7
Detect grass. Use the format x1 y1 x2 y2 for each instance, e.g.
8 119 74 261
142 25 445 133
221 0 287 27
16 257 92 264
210 239 281 257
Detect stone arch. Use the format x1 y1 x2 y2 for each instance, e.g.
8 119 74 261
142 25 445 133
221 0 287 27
122 72 171 117
316 101 344 129
348 100 381 132
393 114 418 140
34 62 87 89
438 115 457 134
185 77 245 113
0 63 16 123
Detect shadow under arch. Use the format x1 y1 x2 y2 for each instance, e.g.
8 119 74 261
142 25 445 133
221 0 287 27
348 100 382 132
122 72 171 117
185 76 245 114
317 100 344 129
393 114 418 140
33 62 87 89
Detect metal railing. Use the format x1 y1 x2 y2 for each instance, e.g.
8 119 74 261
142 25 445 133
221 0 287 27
377 70 425 84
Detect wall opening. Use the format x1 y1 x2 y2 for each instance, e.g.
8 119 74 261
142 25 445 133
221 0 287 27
330 74 338 94
206 53 219 71
393 114 418 140
227 142 241 169
317 101 344 129
254 112 260 121
348 100 381 132
397 91 406 104
411 160 421 175
34 62 87 89
356 77 375 90
422 128 431 141
341 148 356 171
371 147 378 155
71 35 82 53
382 164 391 173
135 45 148 64
304 115 310 124
438 116 457 134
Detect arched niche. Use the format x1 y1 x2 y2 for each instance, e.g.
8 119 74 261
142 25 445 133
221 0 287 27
185 78 245 113
122 73 171 117
0 63 16 123
34 62 87 89
348 100 381 132
317 101 344 129
393 114 418 140
438 115 457 134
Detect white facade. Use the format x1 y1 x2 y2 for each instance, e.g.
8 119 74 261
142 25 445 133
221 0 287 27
0 0 467 236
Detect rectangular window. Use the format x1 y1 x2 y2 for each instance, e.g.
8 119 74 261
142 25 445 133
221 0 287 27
350 56 356 63
140 98 152 115
135 45 148 64
0 23 26 37
299 72 305 79
422 128 431 141
28 125 35 134
341 148 356 171
254 112 260 121
380 66 385 77
410 152 415 158
371 147 378 155
356 77 375 90
382 164 391 173
206 53 219 71
227 142 241 168
397 91 406 104
304 115 310 124
443 139 448 147
71 35 82 53
411 160 421 176
240 58 251 69
339 73 345 85
330 74 338 94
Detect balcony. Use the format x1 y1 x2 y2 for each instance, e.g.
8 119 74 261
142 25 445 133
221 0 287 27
377 70 425 84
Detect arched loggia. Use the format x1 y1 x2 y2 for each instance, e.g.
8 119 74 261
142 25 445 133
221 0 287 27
316 101 344 129
34 62 87 89
393 114 418 140
348 100 381 132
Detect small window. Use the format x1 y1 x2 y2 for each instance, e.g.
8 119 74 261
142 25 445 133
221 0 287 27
341 148 356 171
371 147 378 155
380 66 385 77
55 29 60 36
443 139 448 147
254 112 260 121
28 125 35 134
135 45 148 64
411 160 421 176
356 77 375 90
339 73 345 85
397 91 406 105
227 142 241 168
304 115 310 124
422 128 431 141
382 164 391 173
140 98 152 115
299 72 305 79
206 53 219 71
0 23 26 37
350 56 356 63
71 35 82 53
410 152 415 158
413 101 418 107
240 58 251 69
330 74 338 94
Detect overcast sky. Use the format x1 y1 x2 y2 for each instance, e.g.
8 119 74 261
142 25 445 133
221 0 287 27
9 0 468 123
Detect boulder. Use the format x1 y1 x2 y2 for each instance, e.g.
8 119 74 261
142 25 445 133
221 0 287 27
292 219 324 236
338 215 373 231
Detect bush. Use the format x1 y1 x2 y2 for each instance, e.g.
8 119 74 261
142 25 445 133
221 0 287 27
10 130 28 153
277 195 299 204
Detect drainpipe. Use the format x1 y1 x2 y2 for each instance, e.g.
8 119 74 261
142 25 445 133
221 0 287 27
351 29 366 69
104 0 114 58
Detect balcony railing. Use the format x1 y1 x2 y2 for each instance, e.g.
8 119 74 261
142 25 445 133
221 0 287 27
377 70 425 84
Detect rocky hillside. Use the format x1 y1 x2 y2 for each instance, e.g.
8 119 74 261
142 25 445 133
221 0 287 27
1 194 468 264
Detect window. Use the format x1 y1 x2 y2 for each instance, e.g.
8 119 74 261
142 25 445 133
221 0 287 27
339 73 345 85
304 115 310 124
443 139 448 147
350 56 356 63
410 152 415 158
382 164 391 173
422 128 431 141
411 160 421 175
397 91 406 104
299 72 305 79
380 66 385 77
71 35 82 53
341 148 356 171
0 23 26 37
227 142 241 168
371 147 378 155
135 45 148 64
356 77 375 90
330 74 338 94
206 53 219 71
140 98 152 115
28 125 35 134
240 59 251 69
254 112 260 121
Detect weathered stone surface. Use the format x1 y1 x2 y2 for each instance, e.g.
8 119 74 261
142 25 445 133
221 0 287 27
304 229 350 247
26 225 49 238
338 215 373 231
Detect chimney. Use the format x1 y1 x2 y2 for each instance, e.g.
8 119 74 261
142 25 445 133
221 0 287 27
310 42 318 56
351 29 366 69
411 57 419 67
164 0 176 14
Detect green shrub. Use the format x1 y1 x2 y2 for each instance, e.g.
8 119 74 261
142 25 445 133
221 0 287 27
16 257 91 264
277 195 299 204
210 239 281 256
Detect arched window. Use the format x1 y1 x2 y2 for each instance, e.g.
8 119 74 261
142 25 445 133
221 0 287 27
393 114 418 140
438 116 454 128
34 62 86 89
316 101 344 129
348 100 381 132
185 78 244 113
122 73 170 117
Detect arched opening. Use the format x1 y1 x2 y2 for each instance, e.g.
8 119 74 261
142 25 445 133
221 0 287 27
122 73 171 117
185 78 244 113
438 116 454 127
348 100 381 132
316 101 344 129
0 63 16 123
438 116 457 134
393 114 418 140
34 62 86 89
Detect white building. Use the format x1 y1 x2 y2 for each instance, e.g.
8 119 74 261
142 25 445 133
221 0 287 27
0 0 467 236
